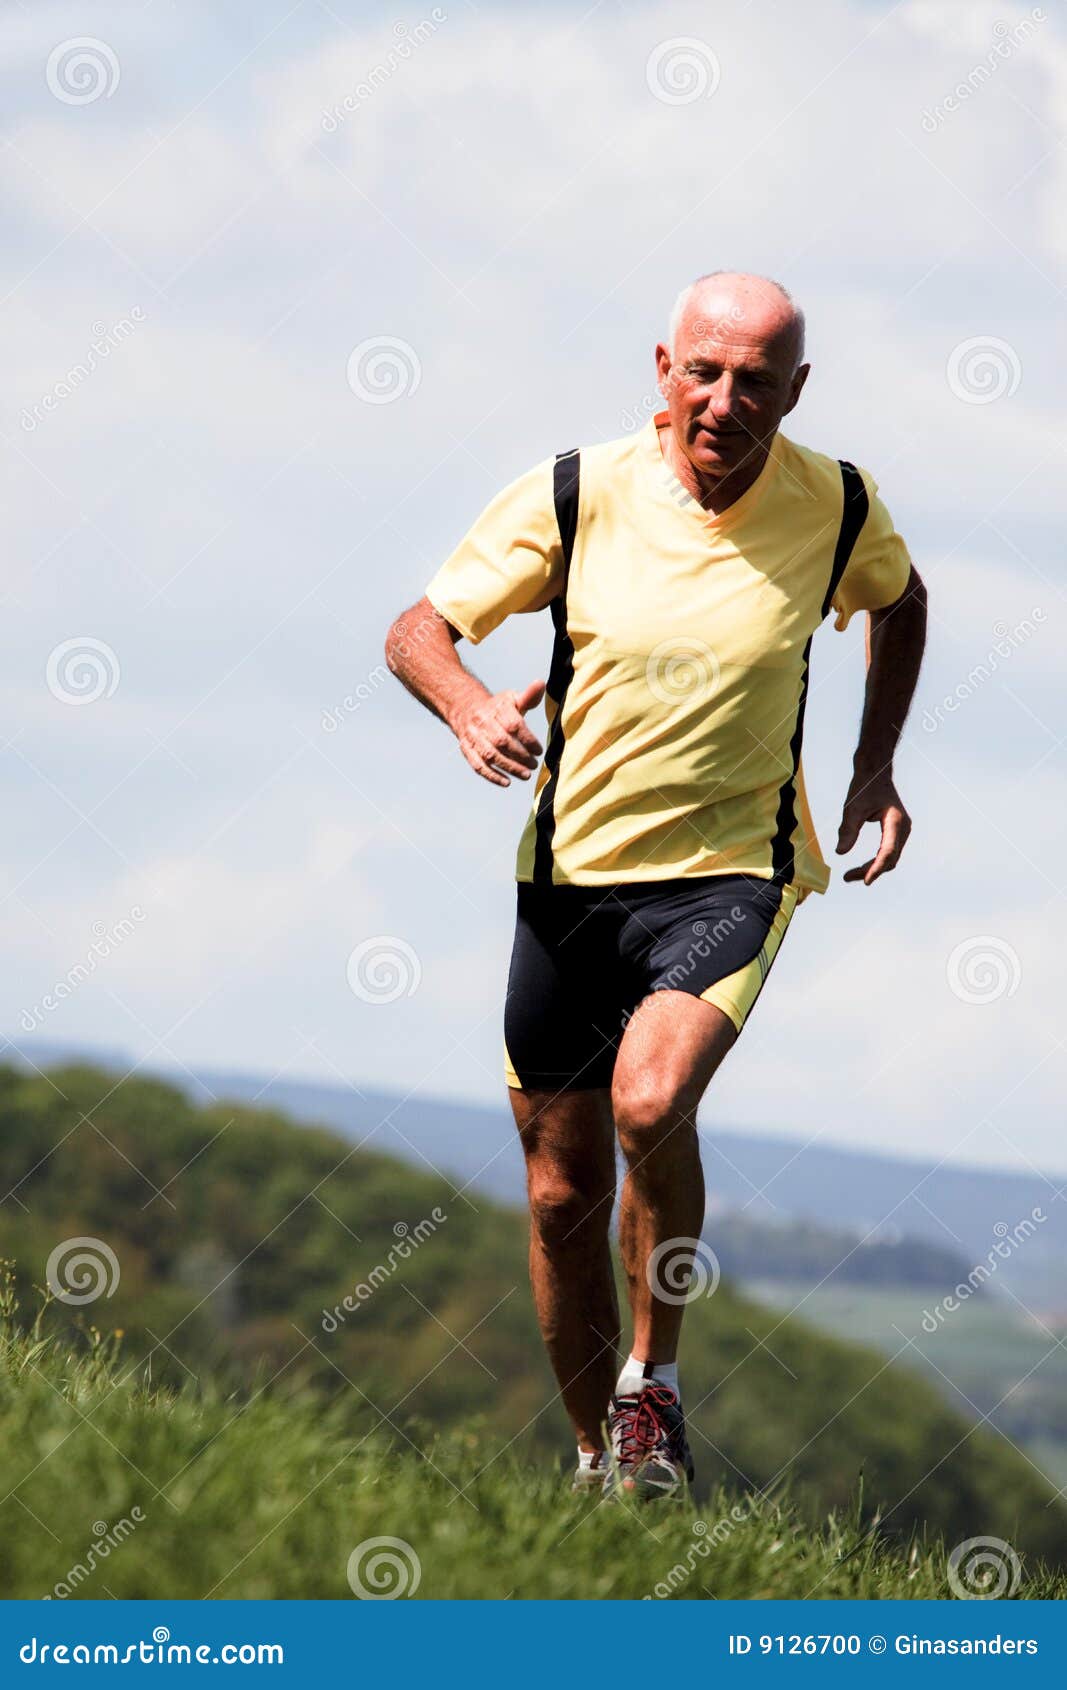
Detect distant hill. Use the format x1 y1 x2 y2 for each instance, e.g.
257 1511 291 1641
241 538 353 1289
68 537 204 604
708 1211 985 1293
149 1058 1067 1308
6 1040 1063 1305
743 1279 1067 1496
1 1058 1066 1563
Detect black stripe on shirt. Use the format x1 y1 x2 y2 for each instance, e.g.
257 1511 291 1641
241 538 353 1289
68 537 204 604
532 449 580 886
770 460 870 885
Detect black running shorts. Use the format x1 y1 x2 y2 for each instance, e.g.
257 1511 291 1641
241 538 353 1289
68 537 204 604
504 874 799 1092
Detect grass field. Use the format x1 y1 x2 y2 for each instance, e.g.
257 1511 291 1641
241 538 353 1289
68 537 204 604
8 1062 1067 1569
2 1283 1065 1602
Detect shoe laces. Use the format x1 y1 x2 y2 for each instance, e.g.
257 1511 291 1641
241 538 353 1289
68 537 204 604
612 1384 677 1466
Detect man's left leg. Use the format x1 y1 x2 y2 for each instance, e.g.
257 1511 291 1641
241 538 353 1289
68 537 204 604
606 991 738 1495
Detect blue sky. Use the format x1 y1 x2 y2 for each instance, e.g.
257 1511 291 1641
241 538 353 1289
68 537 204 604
1 0 1064 1172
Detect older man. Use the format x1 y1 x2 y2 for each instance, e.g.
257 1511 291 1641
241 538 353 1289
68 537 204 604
386 272 927 1499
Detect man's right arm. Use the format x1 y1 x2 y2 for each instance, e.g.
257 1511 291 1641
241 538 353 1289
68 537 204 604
385 595 545 788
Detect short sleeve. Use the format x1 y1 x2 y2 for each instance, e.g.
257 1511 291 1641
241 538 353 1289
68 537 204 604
831 469 912 632
424 458 562 644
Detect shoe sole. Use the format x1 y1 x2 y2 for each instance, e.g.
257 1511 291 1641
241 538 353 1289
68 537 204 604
605 1461 691 1502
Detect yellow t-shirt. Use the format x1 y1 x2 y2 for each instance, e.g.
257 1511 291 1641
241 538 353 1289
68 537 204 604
425 414 911 892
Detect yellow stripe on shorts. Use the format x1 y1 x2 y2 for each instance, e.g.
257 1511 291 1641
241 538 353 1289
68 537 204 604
698 883 799 1034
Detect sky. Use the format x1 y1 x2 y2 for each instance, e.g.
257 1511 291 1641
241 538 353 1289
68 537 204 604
1 0 1064 1175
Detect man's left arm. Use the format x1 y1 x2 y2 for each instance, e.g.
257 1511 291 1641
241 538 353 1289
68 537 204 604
836 564 928 885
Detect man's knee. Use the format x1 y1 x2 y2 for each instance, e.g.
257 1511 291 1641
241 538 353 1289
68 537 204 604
612 1071 698 1164
527 1167 609 1250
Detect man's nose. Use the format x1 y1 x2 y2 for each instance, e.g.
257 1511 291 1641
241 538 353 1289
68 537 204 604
707 374 742 422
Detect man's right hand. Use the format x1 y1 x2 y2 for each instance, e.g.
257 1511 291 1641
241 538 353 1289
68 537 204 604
451 679 546 787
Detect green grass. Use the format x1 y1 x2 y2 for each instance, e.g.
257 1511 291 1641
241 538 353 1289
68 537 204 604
6 1062 1067 1566
2 1279 1066 1602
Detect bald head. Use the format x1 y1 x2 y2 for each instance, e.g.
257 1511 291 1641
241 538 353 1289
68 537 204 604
669 271 806 371
655 270 810 501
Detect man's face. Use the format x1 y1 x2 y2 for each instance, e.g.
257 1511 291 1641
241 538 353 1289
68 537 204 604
656 293 808 482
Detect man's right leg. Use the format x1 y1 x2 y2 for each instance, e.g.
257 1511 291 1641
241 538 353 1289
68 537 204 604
508 1085 619 1452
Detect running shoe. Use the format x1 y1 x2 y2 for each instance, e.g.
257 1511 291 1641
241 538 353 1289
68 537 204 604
603 1383 694 1501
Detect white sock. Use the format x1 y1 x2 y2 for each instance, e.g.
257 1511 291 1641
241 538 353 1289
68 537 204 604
576 1446 603 1472
615 1353 680 1399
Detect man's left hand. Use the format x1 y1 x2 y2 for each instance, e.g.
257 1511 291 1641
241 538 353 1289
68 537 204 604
835 768 912 886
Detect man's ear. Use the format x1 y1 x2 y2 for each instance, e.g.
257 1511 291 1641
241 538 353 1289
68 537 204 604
655 341 672 395
783 362 810 415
